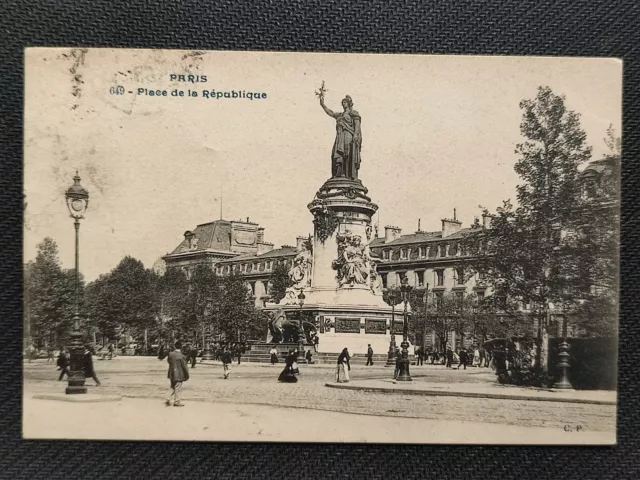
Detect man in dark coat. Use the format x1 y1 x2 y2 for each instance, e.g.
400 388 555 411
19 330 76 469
83 345 101 386
445 348 454 368
166 340 190 407
192 344 199 367
57 346 70 381
366 344 374 366
457 348 468 370
221 347 233 379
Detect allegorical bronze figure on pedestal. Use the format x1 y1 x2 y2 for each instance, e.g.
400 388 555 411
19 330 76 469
316 81 362 180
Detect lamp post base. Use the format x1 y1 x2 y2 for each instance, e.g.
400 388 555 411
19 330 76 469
385 335 397 367
65 385 88 395
552 340 573 390
201 343 215 361
396 340 412 381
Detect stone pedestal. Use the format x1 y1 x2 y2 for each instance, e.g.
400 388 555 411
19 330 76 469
265 177 400 354
305 177 393 353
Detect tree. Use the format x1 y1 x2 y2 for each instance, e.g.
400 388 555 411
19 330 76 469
461 86 595 370
217 271 259 344
268 260 291 303
25 238 81 348
85 256 156 346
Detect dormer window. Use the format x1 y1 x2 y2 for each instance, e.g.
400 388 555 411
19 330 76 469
400 248 407 260
383 249 390 260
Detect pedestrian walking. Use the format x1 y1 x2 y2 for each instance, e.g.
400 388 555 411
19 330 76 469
190 344 198 368
365 344 374 366
57 346 70 381
472 347 481 367
445 348 454 368
305 349 313 364
269 346 279 365
393 348 401 379
336 347 351 383
221 348 233 379
108 343 114 360
83 345 101 386
47 346 55 363
416 346 424 366
278 349 299 383
165 340 189 407
457 348 468 370
431 350 439 365
313 336 319 352
236 344 244 365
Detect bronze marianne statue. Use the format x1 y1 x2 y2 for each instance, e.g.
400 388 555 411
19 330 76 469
316 82 362 180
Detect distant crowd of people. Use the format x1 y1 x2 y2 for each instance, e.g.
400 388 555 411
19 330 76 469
38 335 510 409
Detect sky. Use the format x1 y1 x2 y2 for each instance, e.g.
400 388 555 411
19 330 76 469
24 49 622 281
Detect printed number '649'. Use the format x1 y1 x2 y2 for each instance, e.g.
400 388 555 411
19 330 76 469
109 86 125 95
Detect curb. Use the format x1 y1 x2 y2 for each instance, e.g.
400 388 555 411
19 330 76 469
33 393 123 403
324 383 616 406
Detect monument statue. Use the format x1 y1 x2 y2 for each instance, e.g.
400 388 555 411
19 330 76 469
278 243 313 305
332 231 373 286
316 82 362 180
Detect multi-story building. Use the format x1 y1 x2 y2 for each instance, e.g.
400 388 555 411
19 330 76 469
162 218 300 308
161 156 618 348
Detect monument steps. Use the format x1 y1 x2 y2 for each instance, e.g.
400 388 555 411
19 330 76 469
244 343 396 365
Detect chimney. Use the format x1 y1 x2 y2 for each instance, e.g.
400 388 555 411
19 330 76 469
296 236 307 251
257 242 274 255
384 225 402 243
256 228 265 243
441 209 462 237
482 213 493 229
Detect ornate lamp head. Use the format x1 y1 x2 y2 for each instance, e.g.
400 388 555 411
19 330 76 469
65 171 89 219
400 276 413 295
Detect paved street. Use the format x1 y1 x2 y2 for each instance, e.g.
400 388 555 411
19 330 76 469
23 357 616 443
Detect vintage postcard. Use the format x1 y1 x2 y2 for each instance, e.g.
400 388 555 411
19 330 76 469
23 48 620 444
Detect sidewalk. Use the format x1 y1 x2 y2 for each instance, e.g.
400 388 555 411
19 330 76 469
326 378 617 405
23 396 615 444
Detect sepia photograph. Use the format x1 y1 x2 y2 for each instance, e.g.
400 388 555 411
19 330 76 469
22 48 620 444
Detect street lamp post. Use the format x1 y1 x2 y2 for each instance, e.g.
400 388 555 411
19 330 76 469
297 291 307 364
201 300 214 360
64 172 89 395
550 219 573 389
385 289 399 367
553 312 573 389
396 277 413 381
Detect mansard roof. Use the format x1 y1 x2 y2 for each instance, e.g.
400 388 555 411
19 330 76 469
215 246 297 264
170 220 232 254
372 227 478 248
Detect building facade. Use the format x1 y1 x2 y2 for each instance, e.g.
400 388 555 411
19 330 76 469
161 156 618 349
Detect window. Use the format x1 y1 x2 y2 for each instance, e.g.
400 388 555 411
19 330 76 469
456 268 465 285
416 270 425 287
476 290 485 300
400 248 407 259
398 271 407 284
455 291 464 302
439 244 447 257
383 250 390 260
381 273 388 288
419 246 426 258
435 292 444 309
436 269 444 286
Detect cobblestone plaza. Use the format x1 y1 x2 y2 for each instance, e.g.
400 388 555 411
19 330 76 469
23 357 615 444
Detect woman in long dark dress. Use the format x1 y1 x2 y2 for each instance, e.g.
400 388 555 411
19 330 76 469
278 349 298 383
336 347 351 383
